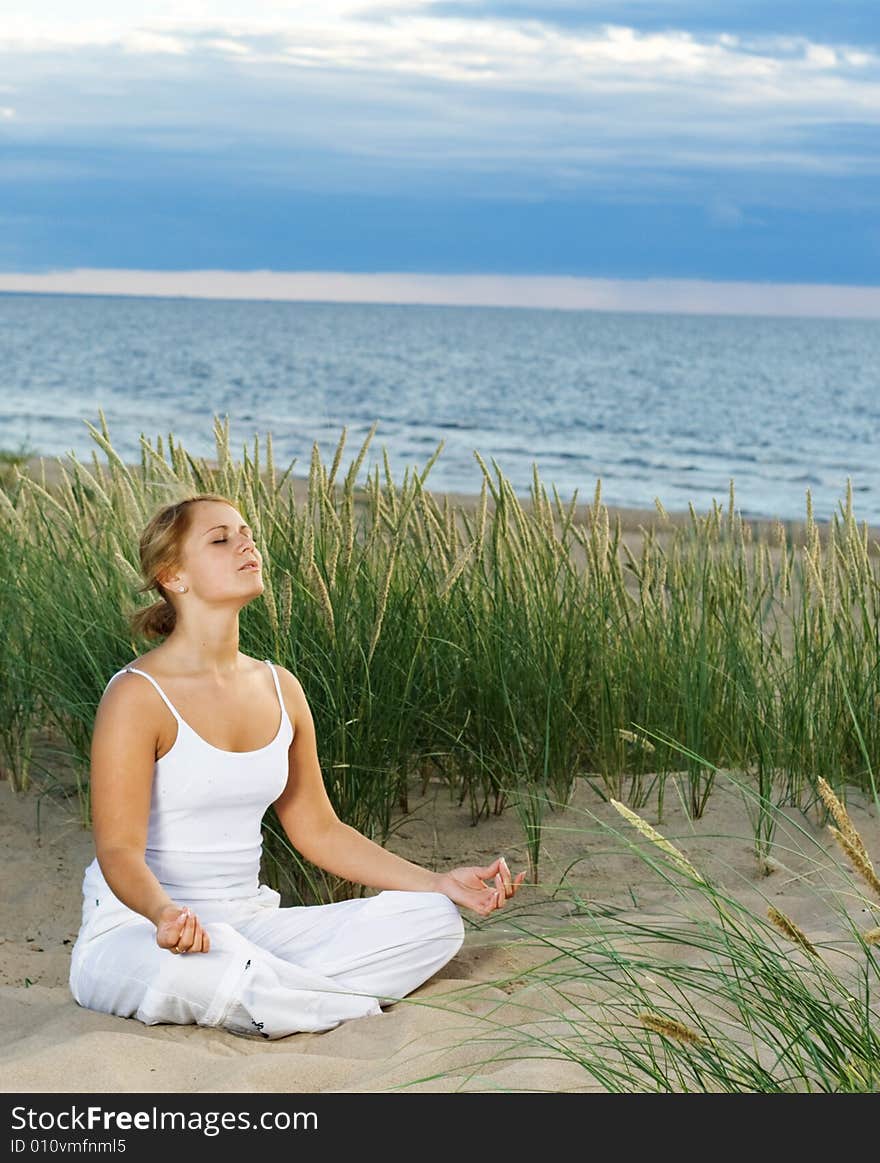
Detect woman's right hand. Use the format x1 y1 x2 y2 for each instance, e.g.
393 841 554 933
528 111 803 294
155 904 211 955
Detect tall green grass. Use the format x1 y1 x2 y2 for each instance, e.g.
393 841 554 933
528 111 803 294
1 414 879 903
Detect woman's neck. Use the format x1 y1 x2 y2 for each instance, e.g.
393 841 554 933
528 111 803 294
160 616 243 675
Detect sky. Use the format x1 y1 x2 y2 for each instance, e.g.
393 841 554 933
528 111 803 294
1 1 879 315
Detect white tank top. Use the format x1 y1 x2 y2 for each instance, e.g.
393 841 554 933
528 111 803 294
81 659 294 905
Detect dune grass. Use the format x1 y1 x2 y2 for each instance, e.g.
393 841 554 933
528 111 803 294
1 413 879 907
378 773 880 1093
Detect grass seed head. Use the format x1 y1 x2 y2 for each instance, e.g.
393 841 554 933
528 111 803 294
767 906 819 957
639 1012 705 1047
818 778 871 866
611 799 702 881
617 729 656 752
828 826 880 900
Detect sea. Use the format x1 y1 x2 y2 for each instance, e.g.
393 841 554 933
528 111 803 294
2 291 879 525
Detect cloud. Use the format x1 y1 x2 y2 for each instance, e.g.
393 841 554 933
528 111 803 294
3 14 880 193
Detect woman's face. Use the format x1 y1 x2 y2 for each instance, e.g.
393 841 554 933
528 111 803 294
164 500 264 604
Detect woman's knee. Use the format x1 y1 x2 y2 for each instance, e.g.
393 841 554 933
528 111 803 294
376 890 464 950
427 892 465 944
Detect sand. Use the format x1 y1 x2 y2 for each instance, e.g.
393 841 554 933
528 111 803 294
2 758 879 1095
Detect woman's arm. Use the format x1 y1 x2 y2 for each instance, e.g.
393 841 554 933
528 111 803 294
273 670 525 915
89 675 210 954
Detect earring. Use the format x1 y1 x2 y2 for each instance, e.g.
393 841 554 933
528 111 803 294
178 585 187 593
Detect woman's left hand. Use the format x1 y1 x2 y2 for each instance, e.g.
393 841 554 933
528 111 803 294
435 857 526 917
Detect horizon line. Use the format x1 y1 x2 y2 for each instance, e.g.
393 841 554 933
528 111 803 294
2 268 880 320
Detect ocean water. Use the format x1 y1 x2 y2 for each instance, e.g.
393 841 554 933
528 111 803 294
2 291 879 524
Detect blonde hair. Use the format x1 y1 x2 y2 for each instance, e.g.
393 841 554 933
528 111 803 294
129 492 240 640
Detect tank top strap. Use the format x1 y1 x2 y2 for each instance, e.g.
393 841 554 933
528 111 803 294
263 659 285 715
118 666 184 723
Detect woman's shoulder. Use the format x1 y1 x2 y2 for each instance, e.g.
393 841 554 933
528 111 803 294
93 660 170 741
266 663 308 721
96 659 157 710
110 647 164 678
102 658 159 696
268 660 302 689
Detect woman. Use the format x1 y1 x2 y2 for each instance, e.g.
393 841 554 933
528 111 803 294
69 491 524 1039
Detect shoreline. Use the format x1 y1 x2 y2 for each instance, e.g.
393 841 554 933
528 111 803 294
11 452 878 549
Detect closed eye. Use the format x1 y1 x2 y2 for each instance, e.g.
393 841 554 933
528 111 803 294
212 538 228 544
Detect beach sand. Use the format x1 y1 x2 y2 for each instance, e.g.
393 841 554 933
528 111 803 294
3 458 879 1094
3 762 878 1095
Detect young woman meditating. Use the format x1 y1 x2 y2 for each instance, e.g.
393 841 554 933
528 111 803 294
69 492 524 1039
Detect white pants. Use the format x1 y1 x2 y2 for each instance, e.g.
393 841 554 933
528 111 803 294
69 886 465 1039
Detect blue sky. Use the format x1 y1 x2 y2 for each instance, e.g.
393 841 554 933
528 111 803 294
2 1 879 313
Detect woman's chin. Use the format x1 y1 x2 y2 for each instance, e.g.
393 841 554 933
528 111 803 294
236 577 264 601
